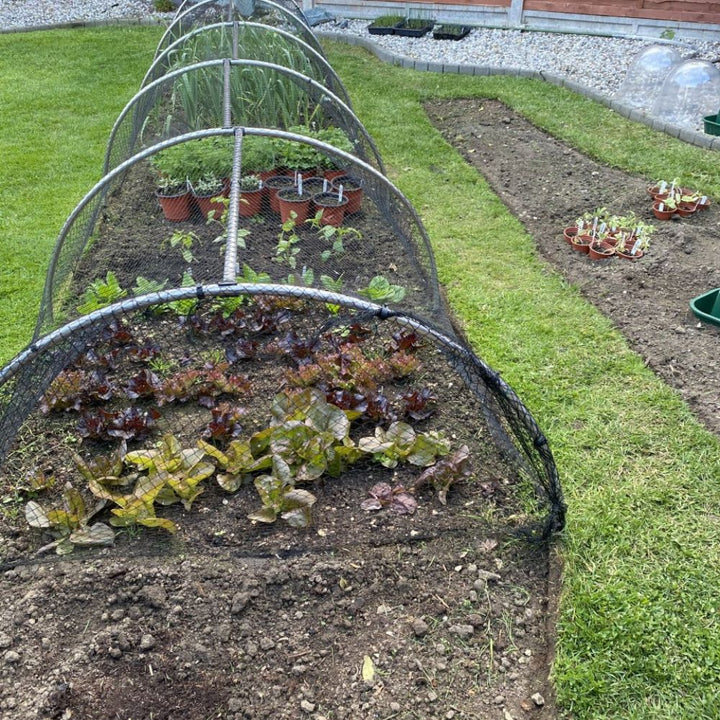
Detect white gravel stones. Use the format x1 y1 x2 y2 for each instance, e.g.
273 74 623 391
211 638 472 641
3 2 720 104
327 19 720 100
0 0 164 31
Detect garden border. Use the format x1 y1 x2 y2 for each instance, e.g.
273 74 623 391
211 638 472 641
318 30 720 152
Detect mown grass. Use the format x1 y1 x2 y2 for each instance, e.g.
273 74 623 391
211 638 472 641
0 25 719 720
0 25 161 360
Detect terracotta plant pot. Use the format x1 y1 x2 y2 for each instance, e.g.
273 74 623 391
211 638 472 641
617 246 644 261
324 168 347 182
238 188 263 218
258 169 277 183
283 168 318 181
302 177 330 198
264 175 296 213
277 188 313 224
570 234 592 254
331 175 364 214
563 226 578 244
588 240 615 260
156 189 192 222
695 196 711 211
194 193 226 220
652 201 675 221
313 192 349 227
675 201 696 218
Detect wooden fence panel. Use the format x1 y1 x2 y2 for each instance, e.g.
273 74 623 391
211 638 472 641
524 0 720 23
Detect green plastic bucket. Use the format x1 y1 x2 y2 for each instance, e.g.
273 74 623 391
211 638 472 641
703 114 720 136
690 288 720 326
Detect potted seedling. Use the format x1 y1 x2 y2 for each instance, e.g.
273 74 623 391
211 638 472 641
238 174 263 218
191 174 226 220
331 175 364 214
155 174 191 222
265 174 296 214
588 224 615 260
313 189 349 227
277 176 314 224
151 145 192 222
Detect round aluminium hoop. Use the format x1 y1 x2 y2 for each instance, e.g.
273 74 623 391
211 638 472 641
104 60 381 174
154 0 322 62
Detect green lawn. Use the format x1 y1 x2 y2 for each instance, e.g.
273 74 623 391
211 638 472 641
1 25 719 720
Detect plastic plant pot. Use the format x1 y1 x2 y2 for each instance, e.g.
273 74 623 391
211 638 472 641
277 187 313 224
238 188 262 218
331 175 364 214
156 189 192 222
588 240 615 260
194 193 226 220
302 176 330 198
313 192 349 227
690 288 720 327
265 175 296 213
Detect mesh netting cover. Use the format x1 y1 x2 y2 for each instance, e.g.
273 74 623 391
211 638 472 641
157 0 321 63
106 59 376 175
0 2 564 570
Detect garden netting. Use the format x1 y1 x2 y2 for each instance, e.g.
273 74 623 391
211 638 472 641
142 21 344 98
106 59 377 174
0 2 565 571
156 0 320 63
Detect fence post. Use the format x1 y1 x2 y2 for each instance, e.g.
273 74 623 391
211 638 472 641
509 0 524 28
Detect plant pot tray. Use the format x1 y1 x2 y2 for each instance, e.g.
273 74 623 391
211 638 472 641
368 20 402 35
395 20 434 37
432 25 472 40
690 287 720 327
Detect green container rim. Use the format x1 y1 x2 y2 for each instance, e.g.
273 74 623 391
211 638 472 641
690 287 720 327
703 114 720 136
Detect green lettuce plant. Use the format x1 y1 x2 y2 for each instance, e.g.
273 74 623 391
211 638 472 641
25 483 115 555
125 434 215 510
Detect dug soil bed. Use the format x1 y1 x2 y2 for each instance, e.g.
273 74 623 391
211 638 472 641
0 296 557 719
426 99 720 437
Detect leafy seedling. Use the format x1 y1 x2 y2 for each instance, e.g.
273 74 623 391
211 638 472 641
415 445 472 504
358 276 406 303
360 482 417 515
247 455 316 527
125 434 215 510
25 483 115 555
77 271 127 314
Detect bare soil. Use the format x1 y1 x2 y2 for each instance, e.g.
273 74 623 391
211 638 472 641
0 142 558 719
425 98 720 437
5 95 716 720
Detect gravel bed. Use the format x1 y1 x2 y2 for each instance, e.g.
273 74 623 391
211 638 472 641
327 19 720 99
0 0 166 31
2 1 720 105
